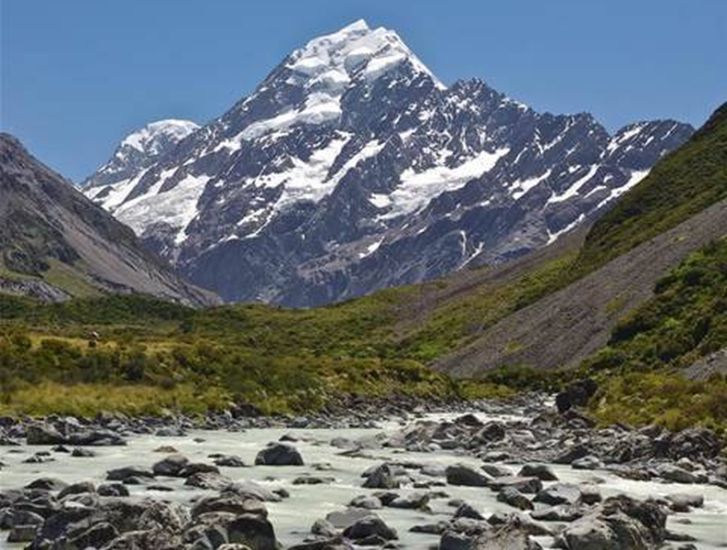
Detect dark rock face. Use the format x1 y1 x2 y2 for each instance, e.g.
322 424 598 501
82 20 694 306
0 133 216 306
555 379 599 412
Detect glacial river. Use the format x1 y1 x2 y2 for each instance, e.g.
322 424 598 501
1 411 726 548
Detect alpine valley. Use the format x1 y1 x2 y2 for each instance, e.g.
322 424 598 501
82 20 694 306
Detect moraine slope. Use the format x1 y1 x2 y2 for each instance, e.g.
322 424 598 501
0 133 217 306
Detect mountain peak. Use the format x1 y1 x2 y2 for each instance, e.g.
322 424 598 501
83 118 200 193
286 19 443 89
120 119 200 153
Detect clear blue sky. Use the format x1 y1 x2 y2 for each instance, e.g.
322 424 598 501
1 0 725 182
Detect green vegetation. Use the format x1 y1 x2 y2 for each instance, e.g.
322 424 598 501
0 242 581 417
583 237 727 436
0 288 511 416
577 103 727 272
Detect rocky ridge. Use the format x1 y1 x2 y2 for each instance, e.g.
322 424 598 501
82 20 694 306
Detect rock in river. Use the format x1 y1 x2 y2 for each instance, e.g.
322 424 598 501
255 442 304 466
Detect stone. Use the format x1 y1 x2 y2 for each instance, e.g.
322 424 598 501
555 378 598 413
657 463 699 484
440 531 472 550
58 481 95 499
342 514 397 541
471 521 543 549
362 463 400 489
666 493 704 512
184 472 232 490
530 504 583 522
325 508 374 530
311 518 338 537
68 521 119 549
106 466 154 481
26 423 65 445
152 453 189 476
254 442 304 466
518 464 558 481
481 464 513 478
192 494 267 519
25 477 68 491
488 476 542 494
454 502 485 520
388 492 429 509
98 483 130 497
533 483 582 506
571 455 604 470
227 514 277 550
350 495 383 509
497 487 534 511
71 447 96 457
446 464 491 487
293 475 335 485
214 454 246 467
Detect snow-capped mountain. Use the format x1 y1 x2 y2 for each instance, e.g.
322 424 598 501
83 19 694 306
84 119 199 210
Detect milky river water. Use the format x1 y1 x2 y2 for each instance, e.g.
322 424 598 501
1 411 726 548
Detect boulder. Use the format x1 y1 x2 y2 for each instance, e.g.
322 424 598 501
555 378 598 413
106 466 154 482
471 522 543 549
666 493 704 512
254 443 304 466
530 504 583 522
518 464 558 481
534 483 582 506
349 495 383 509
184 472 233 490
192 494 267 519
388 492 429 510
482 464 514 478
558 495 667 549
571 455 604 470
454 502 485 520
362 463 400 489
25 477 67 491
488 476 542 494
311 518 338 537
214 455 246 468
446 464 491 487
152 454 189 476
98 483 130 497
497 487 533 511
26 424 65 445
657 463 699 484
58 481 96 499
342 514 397 541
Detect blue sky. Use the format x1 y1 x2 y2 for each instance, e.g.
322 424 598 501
1 0 725 182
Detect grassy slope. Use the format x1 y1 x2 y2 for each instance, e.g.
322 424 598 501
585 237 727 435
576 102 727 271
1 249 576 416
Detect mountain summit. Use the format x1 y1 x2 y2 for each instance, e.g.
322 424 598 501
83 21 694 306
